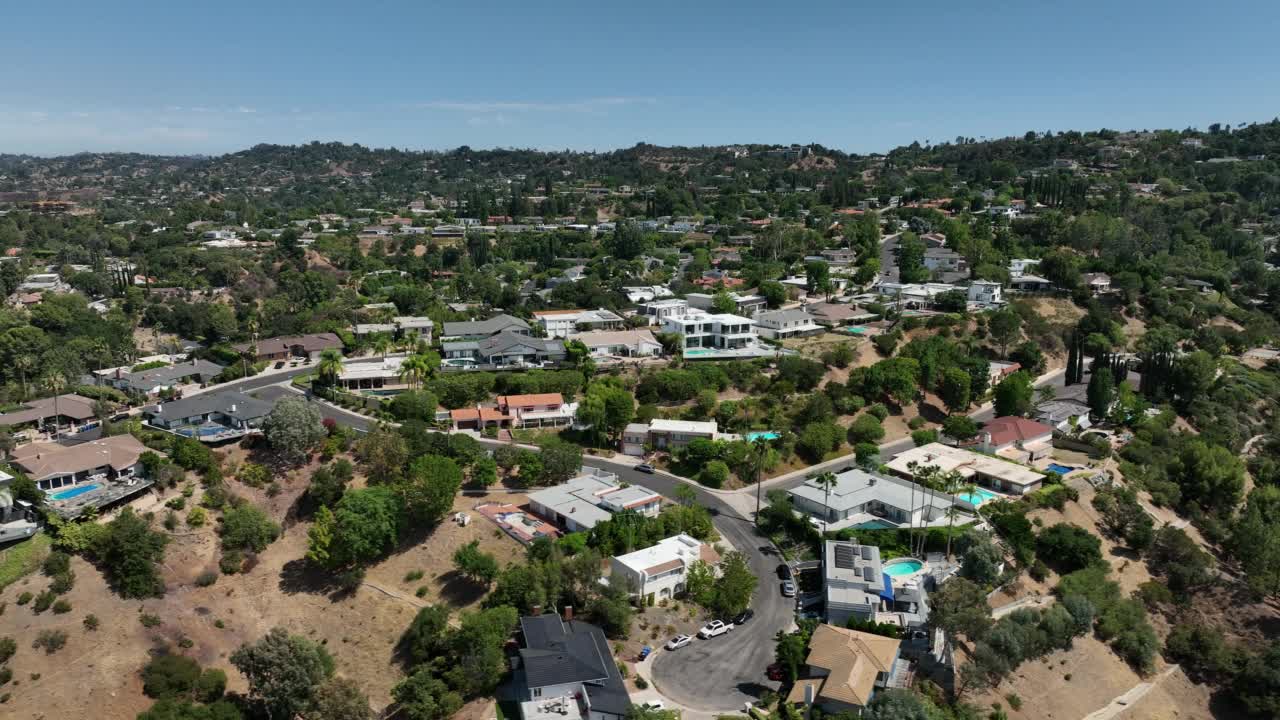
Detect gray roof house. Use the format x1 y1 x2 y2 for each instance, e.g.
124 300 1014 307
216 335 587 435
442 331 566 367
110 359 225 395
824 541 930 628
440 314 531 340
1034 398 1093 433
143 391 273 443
515 612 630 720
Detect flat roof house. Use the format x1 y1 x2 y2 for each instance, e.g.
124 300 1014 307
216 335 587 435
821 541 929 628
609 533 720 604
567 329 663 359
754 309 824 340
533 309 624 339
334 356 409 391
234 333 343 362
496 393 578 428
886 442 1046 496
967 280 1003 307
353 316 434 342
143 391 273 443
636 298 692 325
514 612 630 720
786 623 905 715
686 292 768 317
659 306 757 354
440 314 530 340
639 419 718 453
787 467 967 532
527 468 662 533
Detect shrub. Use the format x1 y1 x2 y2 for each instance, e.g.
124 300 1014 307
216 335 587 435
32 629 67 654
165 496 186 511
186 507 207 527
635 676 649 690
143 654 201 698
195 571 218 587
699 460 730 488
404 570 424 583
52 599 71 614
907 416 926 430
1035 524 1102 572
1006 694 1022 711
32 590 55 613
219 550 244 575
911 429 938 447
0 636 14 663
847 414 886 445
83 614 100 631
867 403 890 421
15 593 31 606
49 571 75 595
0 668 9 686
195 668 227 702
140 613 162 628
42 551 71 577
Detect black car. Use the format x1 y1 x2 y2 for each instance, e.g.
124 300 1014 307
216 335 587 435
635 463 655 474
776 563 792 580
732 609 755 626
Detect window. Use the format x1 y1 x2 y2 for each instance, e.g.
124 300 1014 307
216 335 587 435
532 688 543 698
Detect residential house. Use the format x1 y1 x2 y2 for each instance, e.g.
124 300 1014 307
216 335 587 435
527 468 662 532
623 286 673 303
920 232 948 248
441 331 566 367
967 280 1003 307
568 329 663 358
440 314 530 340
143 391 273 443
922 248 967 273
533 309 624 338
0 470 40 543
659 306 757 352
876 282 958 310
514 612 630 720
234 333 343 362
1008 258 1040 276
754 309 824 340
619 420 719 456
821 541 929 628
109 359 225 395
692 270 745 289
352 316 434 342
334 356 409 391
496 393 578 428
686 292 768 317
820 248 857 265
1034 399 1093 433
1008 273 1053 292
636 298 692 325
609 534 721 603
787 468 966 532
987 361 1021 388
978 416 1055 462
12 434 149 495
886 443 1046 495
0 394 102 435
805 301 878 328
1082 272 1112 296
786 623 905 715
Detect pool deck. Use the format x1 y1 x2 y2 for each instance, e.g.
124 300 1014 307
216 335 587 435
48 478 156 519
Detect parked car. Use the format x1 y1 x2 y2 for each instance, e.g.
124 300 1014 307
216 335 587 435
635 463 655 474
732 609 755 626
665 634 692 650
766 663 785 682
641 701 666 711
274 361 285 369
780 581 796 597
697 620 733 639
777 563 793 581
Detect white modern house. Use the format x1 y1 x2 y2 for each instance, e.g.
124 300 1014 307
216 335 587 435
754 309 824 340
636 298 693 325
787 468 965 532
533 308 625 338
621 419 719 456
886 443 1046 496
686 292 768 317
967 280 1003 306
609 534 721 604
823 541 929 628
568 329 663 358
659 305 756 351
527 468 663 532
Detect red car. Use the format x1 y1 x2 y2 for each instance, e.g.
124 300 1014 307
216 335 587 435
766 663 785 682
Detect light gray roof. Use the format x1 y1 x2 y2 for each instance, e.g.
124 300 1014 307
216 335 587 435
789 468 956 514
478 332 566 357
115 360 225 391
441 314 529 338
755 308 816 324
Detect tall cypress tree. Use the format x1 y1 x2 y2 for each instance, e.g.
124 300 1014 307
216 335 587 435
1066 332 1078 385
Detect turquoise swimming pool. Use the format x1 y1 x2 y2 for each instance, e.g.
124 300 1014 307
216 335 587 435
50 483 99 501
1047 463 1077 475
840 326 868 334
854 519 896 530
684 348 715 356
957 488 1000 506
883 559 925 577
746 431 781 442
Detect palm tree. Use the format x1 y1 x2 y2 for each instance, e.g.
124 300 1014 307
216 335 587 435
13 355 35 400
941 471 966 560
317 349 344 388
814 471 838 534
43 370 67 437
398 354 430 390
399 330 420 356
746 441 772 523
372 334 393 359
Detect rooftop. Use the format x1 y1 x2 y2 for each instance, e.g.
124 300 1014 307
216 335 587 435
11 434 150 481
648 419 718 435
790 624 901 708
789 468 958 515
983 416 1054 447
0 394 99 425
144 391 273 423
886 443 1045 488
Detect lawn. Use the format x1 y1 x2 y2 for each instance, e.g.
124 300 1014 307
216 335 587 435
0 532 52 590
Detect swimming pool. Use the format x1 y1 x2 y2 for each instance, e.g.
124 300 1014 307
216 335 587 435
684 348 715 356
50 483 100 501
853 519 896 530
1046 463 1077 475
956 488 1000 506
883 559 925 577
840 326 868 334
745 431 781 442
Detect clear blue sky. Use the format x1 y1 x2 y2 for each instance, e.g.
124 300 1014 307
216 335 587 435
3 0 1278 156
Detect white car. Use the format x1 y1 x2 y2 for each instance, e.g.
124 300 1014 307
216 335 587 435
665 634 692 650
697 620 733 639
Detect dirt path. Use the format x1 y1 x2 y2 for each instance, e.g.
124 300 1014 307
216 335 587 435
1081 664 1181 720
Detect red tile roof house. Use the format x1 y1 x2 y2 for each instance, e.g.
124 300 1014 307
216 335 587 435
978 416 1055 462
496 393 577 428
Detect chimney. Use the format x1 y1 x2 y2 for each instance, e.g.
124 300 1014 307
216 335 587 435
532 605 542 617
230 404 237 413
562 606 573 622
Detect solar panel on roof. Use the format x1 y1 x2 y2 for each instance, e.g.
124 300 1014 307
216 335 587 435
833 544 857 570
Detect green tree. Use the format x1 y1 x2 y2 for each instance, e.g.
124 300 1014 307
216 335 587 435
710 551 758 617
846 414 885 445
220 504 280 554
939 367 972 414
309 677 373 720
930 577 992 641
1036 523 1102 572
392 669 462 720
355 426 409 484
263 397 326 464
400 455 463 526
452 540 500 586
316 349 344 387
993 371 1034 417
1086 367 1115 418
988 309 1022 359
711 290 737 314
326 487 403 567
230 627 335 720
93 508 169 598
401 604 452 665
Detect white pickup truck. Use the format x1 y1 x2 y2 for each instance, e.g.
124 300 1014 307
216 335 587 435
697 620 734 639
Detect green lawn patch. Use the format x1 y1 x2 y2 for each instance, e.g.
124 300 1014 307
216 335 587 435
0 533 52 591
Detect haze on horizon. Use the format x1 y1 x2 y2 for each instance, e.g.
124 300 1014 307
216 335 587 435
2 0 1278 156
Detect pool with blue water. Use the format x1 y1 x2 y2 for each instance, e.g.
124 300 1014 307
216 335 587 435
50 483 100 501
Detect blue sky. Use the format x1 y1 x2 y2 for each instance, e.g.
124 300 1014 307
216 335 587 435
2 0 1278 156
